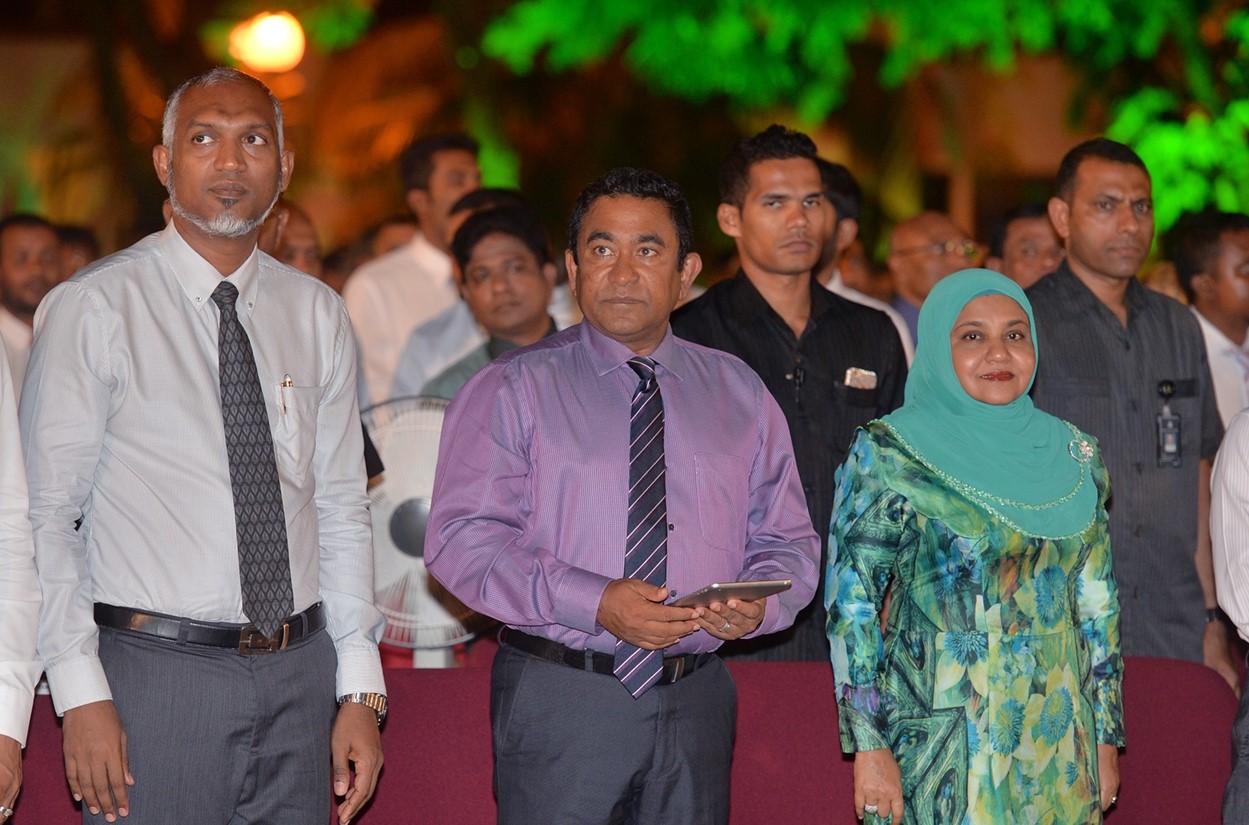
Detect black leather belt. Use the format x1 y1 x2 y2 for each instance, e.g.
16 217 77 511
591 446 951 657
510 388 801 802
501 628 713 685
94 602 325 655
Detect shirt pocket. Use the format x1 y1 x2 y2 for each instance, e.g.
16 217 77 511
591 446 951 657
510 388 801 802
832 384 881 456
274 384 320 482
695 452 749 552
1040 377 1108 433
834 383 879 414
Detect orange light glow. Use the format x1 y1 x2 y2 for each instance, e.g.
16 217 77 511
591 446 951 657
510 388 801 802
229 12 306 74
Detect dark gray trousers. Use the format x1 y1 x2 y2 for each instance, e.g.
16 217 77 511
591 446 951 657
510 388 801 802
90 625 337 825
491 643 736 825
1225 669 1249 822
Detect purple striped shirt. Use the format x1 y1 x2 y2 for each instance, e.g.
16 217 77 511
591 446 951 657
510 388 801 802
425 321 819 655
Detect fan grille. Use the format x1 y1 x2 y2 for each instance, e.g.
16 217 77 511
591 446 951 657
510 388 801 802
363 396 490 650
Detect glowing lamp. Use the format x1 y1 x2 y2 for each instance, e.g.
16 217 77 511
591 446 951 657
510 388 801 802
229 11 306 74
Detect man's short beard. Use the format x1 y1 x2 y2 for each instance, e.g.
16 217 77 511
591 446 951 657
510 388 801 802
166 169 281 240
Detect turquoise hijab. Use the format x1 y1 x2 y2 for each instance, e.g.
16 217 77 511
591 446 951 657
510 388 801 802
880 269 1097 538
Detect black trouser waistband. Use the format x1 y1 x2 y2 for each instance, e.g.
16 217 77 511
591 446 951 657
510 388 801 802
94 602 325 654
500 628 713 685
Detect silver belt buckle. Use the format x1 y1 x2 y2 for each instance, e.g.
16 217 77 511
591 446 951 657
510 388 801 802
237 623 290 654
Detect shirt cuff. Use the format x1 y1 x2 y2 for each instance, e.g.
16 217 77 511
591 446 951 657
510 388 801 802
45 656 112 716
554 566 614 635
334 642 387 697
0 685 35 746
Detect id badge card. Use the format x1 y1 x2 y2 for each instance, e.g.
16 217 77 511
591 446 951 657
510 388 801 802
1157 407 1181 468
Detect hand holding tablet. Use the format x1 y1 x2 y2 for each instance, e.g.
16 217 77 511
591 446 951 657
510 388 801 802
669 579 792 607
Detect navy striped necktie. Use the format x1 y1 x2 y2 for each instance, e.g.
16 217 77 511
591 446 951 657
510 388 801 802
211 281 293 638
613 356 668 697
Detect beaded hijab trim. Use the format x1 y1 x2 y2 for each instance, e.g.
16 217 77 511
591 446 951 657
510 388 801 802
878 420 1098 541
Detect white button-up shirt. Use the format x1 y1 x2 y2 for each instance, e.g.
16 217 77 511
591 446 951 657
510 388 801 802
0 306 32 401
343 231 484 405
1214 409 1249 641
0 337 40 744
21 223 384 714
1194 308 1249 427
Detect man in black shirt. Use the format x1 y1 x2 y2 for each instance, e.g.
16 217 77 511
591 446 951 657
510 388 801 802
673 125 907 661
1029 138 1238 692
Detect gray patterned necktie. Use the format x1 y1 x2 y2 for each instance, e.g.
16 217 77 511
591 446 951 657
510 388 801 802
211 281 293 637
613 356 668 698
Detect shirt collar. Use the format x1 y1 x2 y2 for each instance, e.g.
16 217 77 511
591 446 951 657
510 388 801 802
410 231 454 287
723 270 831 327
1047 261 1099 315
1192 307 1249 354
486 319 557 360
0 306 31 348
1049 259 1152 320
579 320 686 381
1122 272 1152 316
159 222 261 316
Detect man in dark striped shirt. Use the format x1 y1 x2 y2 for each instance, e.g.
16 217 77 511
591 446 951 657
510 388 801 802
673 125 907 662
1028 138 1238 693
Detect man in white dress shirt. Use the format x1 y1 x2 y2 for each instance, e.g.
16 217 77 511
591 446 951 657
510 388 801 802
1174 212 1249 427
343 133 484 404
1211 402 1249 819
0 337 41 823
21 68 385 825
0 213 59 395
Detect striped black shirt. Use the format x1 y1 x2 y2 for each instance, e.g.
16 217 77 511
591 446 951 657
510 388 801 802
1029 262 1223 662
673 272 907 660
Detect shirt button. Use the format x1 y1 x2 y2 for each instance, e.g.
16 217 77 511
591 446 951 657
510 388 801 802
1133 525 1143 537
785 373 794 380
1128 400 1138 412
1134 463 1143 473
803 485 813 494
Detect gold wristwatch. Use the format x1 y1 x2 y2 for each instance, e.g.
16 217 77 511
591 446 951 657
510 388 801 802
338 692 388 725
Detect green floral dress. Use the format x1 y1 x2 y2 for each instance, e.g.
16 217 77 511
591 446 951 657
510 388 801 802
827 422 1124 825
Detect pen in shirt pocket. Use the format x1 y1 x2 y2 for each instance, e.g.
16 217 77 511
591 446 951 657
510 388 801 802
277 373 294 414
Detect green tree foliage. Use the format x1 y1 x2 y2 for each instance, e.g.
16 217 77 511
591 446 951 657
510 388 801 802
1107 10 1249 231
482 0 1247 230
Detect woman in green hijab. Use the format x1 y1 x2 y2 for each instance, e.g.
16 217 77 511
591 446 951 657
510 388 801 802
826 269 1123 824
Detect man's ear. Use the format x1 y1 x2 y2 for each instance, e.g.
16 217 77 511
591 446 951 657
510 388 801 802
832 218 859 259
541 261 558 288
153 145 171 187
279 150 294 195
717 203 742 239
1048 196 1071 242
406 189 430 223
565 248 580 300
677 252 703 303
452 261 467 297
1190 272 1215 304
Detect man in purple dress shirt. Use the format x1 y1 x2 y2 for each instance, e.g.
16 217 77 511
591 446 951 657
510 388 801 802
426 168 819 825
